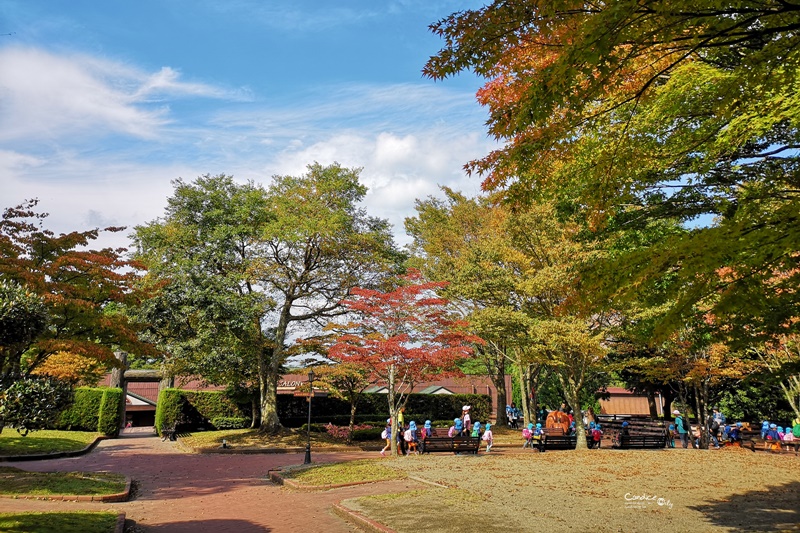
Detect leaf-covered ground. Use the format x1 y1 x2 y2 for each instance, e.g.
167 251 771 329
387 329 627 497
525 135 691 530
341 447 799 532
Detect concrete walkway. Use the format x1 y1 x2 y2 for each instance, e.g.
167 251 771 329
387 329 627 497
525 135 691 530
0 429 415 532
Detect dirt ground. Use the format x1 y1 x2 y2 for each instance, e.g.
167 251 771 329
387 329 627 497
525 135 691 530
344 447 800 532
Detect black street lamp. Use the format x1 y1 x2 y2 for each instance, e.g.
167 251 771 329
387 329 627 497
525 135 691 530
304 369 315 464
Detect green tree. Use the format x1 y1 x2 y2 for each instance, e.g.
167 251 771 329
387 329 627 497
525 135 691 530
0 280 49 384
314 363 372 444
426 2 800 342
0 200 151 380
408 192 607 447
134 164 401 432
0 375 72 436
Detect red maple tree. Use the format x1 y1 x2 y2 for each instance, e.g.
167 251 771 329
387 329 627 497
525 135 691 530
328 270 481 453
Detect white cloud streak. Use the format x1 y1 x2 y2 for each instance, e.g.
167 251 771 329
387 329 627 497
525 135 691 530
0 47 245 143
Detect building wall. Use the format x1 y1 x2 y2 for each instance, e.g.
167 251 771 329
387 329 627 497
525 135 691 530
599 390 664 416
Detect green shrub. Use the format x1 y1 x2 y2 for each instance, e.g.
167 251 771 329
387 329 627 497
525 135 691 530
210 416 249 430
97 389 122 436
53 387 121 435
351 427 383 441
277 393 492 427
155 389 184 433
155 389 248 433
55 388 102 431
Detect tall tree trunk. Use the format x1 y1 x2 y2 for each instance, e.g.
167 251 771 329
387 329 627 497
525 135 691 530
482 342 508 426
661 387 675 419
557 372 587 450
111 351 127 431
259 305 291 433
693 382 705 449
521 363 532 427
646 389 659 419
258 361 281 432
495 375 508 426
347 400 357 445
515 360 525 422
388 364 397 456
250 397 259 429
565 386 587 450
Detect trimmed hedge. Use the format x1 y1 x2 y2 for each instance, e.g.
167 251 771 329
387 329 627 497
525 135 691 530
155 389 249 434
53 387 123 436
210 416 249 430
97 388 122 436
278 393 492 428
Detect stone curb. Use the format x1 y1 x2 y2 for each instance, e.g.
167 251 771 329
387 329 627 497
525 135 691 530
0 435 108 462
332 503 395 533
115 513 126 533
0 475 131 502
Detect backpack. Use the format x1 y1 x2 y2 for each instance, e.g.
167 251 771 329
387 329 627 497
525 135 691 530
404 429 413 442
471 427 480 438
793 423 800 439
679 416 690 432
592 429 602 441
381 429 388 439
448 426 456 437
522 428 532 439
482 431 491 441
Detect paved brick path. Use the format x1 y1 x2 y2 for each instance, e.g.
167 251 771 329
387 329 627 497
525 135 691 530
0 429 415 532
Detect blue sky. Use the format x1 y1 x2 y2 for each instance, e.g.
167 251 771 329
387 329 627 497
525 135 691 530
0 1 492 249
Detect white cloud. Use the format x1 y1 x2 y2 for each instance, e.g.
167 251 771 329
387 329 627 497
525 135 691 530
0 47 242 143
0 46 494 250
262 128 488 245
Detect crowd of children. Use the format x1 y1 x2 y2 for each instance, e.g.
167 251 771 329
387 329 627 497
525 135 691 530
381 404 800 456
381 405 494 456
759 418 800 451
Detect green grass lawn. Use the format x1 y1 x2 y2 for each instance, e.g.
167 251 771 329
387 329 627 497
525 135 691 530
0 467 126 496
0 430 100 456
283 459 406 485
0 512 118 533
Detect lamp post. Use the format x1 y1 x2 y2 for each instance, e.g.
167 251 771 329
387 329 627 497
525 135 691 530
304 369 315 464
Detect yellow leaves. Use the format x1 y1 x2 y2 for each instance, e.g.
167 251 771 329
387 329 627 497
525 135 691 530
30 351 109 385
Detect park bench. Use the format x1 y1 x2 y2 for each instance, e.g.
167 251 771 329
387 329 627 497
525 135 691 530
421 430 481 454
160 423 177 442
538 434 577 452
613 433 668 449
743 437 799 455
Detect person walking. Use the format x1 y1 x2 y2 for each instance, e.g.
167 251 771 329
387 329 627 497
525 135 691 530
482 422 494 452
380 419 392 457
707 413 721 449
674 410 689 449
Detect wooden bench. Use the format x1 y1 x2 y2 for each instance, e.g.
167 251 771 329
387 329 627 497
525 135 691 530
744 438 799 455
422 435 481 454
160 423 177 442
613 434 667 449
538 434 577 451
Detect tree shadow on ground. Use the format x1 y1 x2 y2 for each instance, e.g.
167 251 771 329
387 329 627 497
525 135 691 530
127 518 271 532
688 481 800 531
